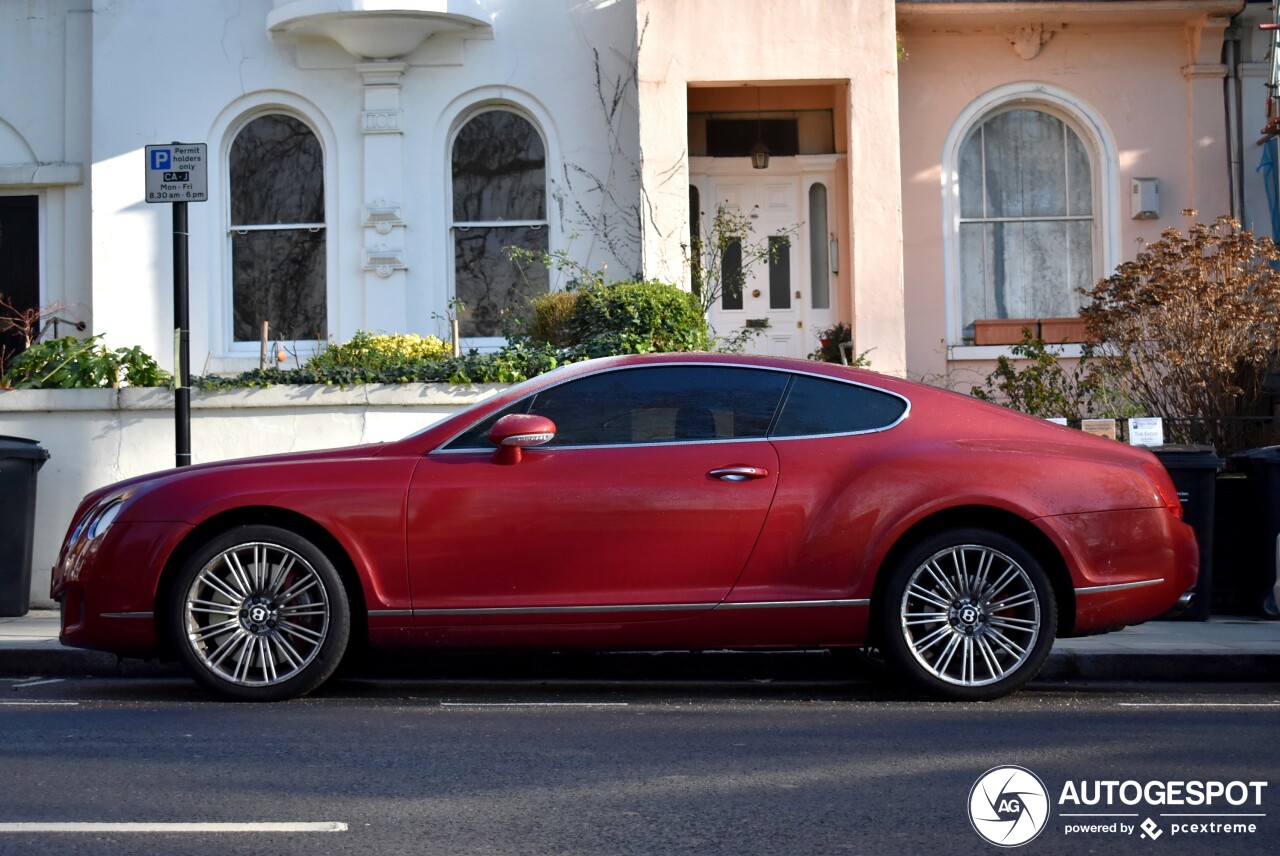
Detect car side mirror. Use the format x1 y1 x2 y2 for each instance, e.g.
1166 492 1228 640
488 413 556 465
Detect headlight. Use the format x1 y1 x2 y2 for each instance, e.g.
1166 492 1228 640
85 498 126 540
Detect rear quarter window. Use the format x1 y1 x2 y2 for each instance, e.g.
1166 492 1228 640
771 375 908 437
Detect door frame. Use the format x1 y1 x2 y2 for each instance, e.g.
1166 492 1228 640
690 155 842 358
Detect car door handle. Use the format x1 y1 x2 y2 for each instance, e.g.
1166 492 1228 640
708 466 770 482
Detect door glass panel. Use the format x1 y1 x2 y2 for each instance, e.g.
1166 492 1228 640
808 184 830 310
721 238 744 310
689 186 702 299
768 236 791 310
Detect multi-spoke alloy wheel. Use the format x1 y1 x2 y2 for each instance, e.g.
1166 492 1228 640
879 529 1056 701
169 526 350 701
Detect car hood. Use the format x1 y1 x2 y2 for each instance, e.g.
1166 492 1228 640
78 443 386 507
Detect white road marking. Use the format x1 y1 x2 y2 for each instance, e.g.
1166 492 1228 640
0 702 79 706
0 822 347 833
12 678 64 688
1118 702 1280 708
440 702 629 707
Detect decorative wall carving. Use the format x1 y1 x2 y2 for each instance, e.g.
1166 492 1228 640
1007 23 1057 61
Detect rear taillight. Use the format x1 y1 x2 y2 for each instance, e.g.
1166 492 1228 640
1142 461 1183 520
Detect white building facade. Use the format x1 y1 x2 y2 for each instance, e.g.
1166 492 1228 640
0 0 909 377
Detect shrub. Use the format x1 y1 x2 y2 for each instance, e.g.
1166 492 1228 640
806 322 872 366
530 292 579 347
1082 214 1280 447
196 340 574 390
569 280 710 356
971 333 1134 420
195 280 710 391
306 331 451 373
2 335 169 389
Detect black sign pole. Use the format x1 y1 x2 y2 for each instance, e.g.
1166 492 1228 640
173 200 191 468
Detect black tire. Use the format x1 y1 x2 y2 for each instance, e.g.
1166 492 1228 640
877 527 1056 701
167 525 351 701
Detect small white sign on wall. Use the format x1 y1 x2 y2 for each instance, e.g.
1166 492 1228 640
1128 417 1164 447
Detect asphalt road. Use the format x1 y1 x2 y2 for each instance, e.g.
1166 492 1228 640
0 673 1277 855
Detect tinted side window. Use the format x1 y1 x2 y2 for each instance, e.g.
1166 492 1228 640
444 365 788 450
771 375 907 437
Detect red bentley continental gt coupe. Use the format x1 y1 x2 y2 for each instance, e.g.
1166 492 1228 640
51 353 1197 701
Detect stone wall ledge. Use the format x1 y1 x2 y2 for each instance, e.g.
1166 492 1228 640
0 383 505 413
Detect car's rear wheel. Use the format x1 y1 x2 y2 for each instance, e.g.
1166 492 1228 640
168 525 350 701
879 528 1056 701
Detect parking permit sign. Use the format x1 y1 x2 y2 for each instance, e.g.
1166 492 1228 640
145 143 207 202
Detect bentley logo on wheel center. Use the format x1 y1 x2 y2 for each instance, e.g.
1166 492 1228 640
969 766 1051 847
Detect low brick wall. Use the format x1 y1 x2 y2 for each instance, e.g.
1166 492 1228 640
0 383 505 608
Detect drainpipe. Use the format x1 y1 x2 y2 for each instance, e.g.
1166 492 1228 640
1226 26 1245 222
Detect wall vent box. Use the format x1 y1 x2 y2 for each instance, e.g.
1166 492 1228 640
1131 178 1159 220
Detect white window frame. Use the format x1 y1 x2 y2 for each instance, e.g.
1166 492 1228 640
941 83 1120 356
446 103 552 352
219 104 335 361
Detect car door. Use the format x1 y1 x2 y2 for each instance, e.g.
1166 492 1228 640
405 364 788 620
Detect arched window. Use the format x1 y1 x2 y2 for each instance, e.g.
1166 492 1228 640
229 113 326 343
450 108 548 338
956 106 1096 339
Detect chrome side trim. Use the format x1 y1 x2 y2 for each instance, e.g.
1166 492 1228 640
1074 578 1165 595
397 599 869 617
99 612 154 619
368 609 415 617
714 599 870 610
412 603 719 616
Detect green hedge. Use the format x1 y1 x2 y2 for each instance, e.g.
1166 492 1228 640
196 279 711 390
528 279 710 356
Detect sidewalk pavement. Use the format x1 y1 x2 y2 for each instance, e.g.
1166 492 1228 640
1 609 1278 683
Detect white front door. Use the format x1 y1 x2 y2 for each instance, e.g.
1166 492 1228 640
700 171 835 358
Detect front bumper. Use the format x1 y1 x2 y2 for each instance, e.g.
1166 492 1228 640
53 520 193 657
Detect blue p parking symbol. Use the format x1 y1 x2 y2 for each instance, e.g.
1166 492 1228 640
149 149 171 170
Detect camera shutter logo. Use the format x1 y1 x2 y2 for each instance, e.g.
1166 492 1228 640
969 766 1051 847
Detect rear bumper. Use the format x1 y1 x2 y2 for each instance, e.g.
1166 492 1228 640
1038 507 1199 634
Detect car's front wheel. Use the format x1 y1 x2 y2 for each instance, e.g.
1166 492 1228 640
878 528 1057 701
168 525 350 701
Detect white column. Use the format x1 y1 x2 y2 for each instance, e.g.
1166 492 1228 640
1182 17 1232 220
357 61 409 333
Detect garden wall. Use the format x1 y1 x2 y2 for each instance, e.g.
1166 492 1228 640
0 384 504 608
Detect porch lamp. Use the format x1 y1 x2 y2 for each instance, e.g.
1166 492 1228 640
750 137 770 170
751 87 770 169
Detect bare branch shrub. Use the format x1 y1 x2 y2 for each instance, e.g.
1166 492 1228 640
1082 213 1280 448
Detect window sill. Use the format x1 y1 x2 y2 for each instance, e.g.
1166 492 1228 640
949 344 1084 361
